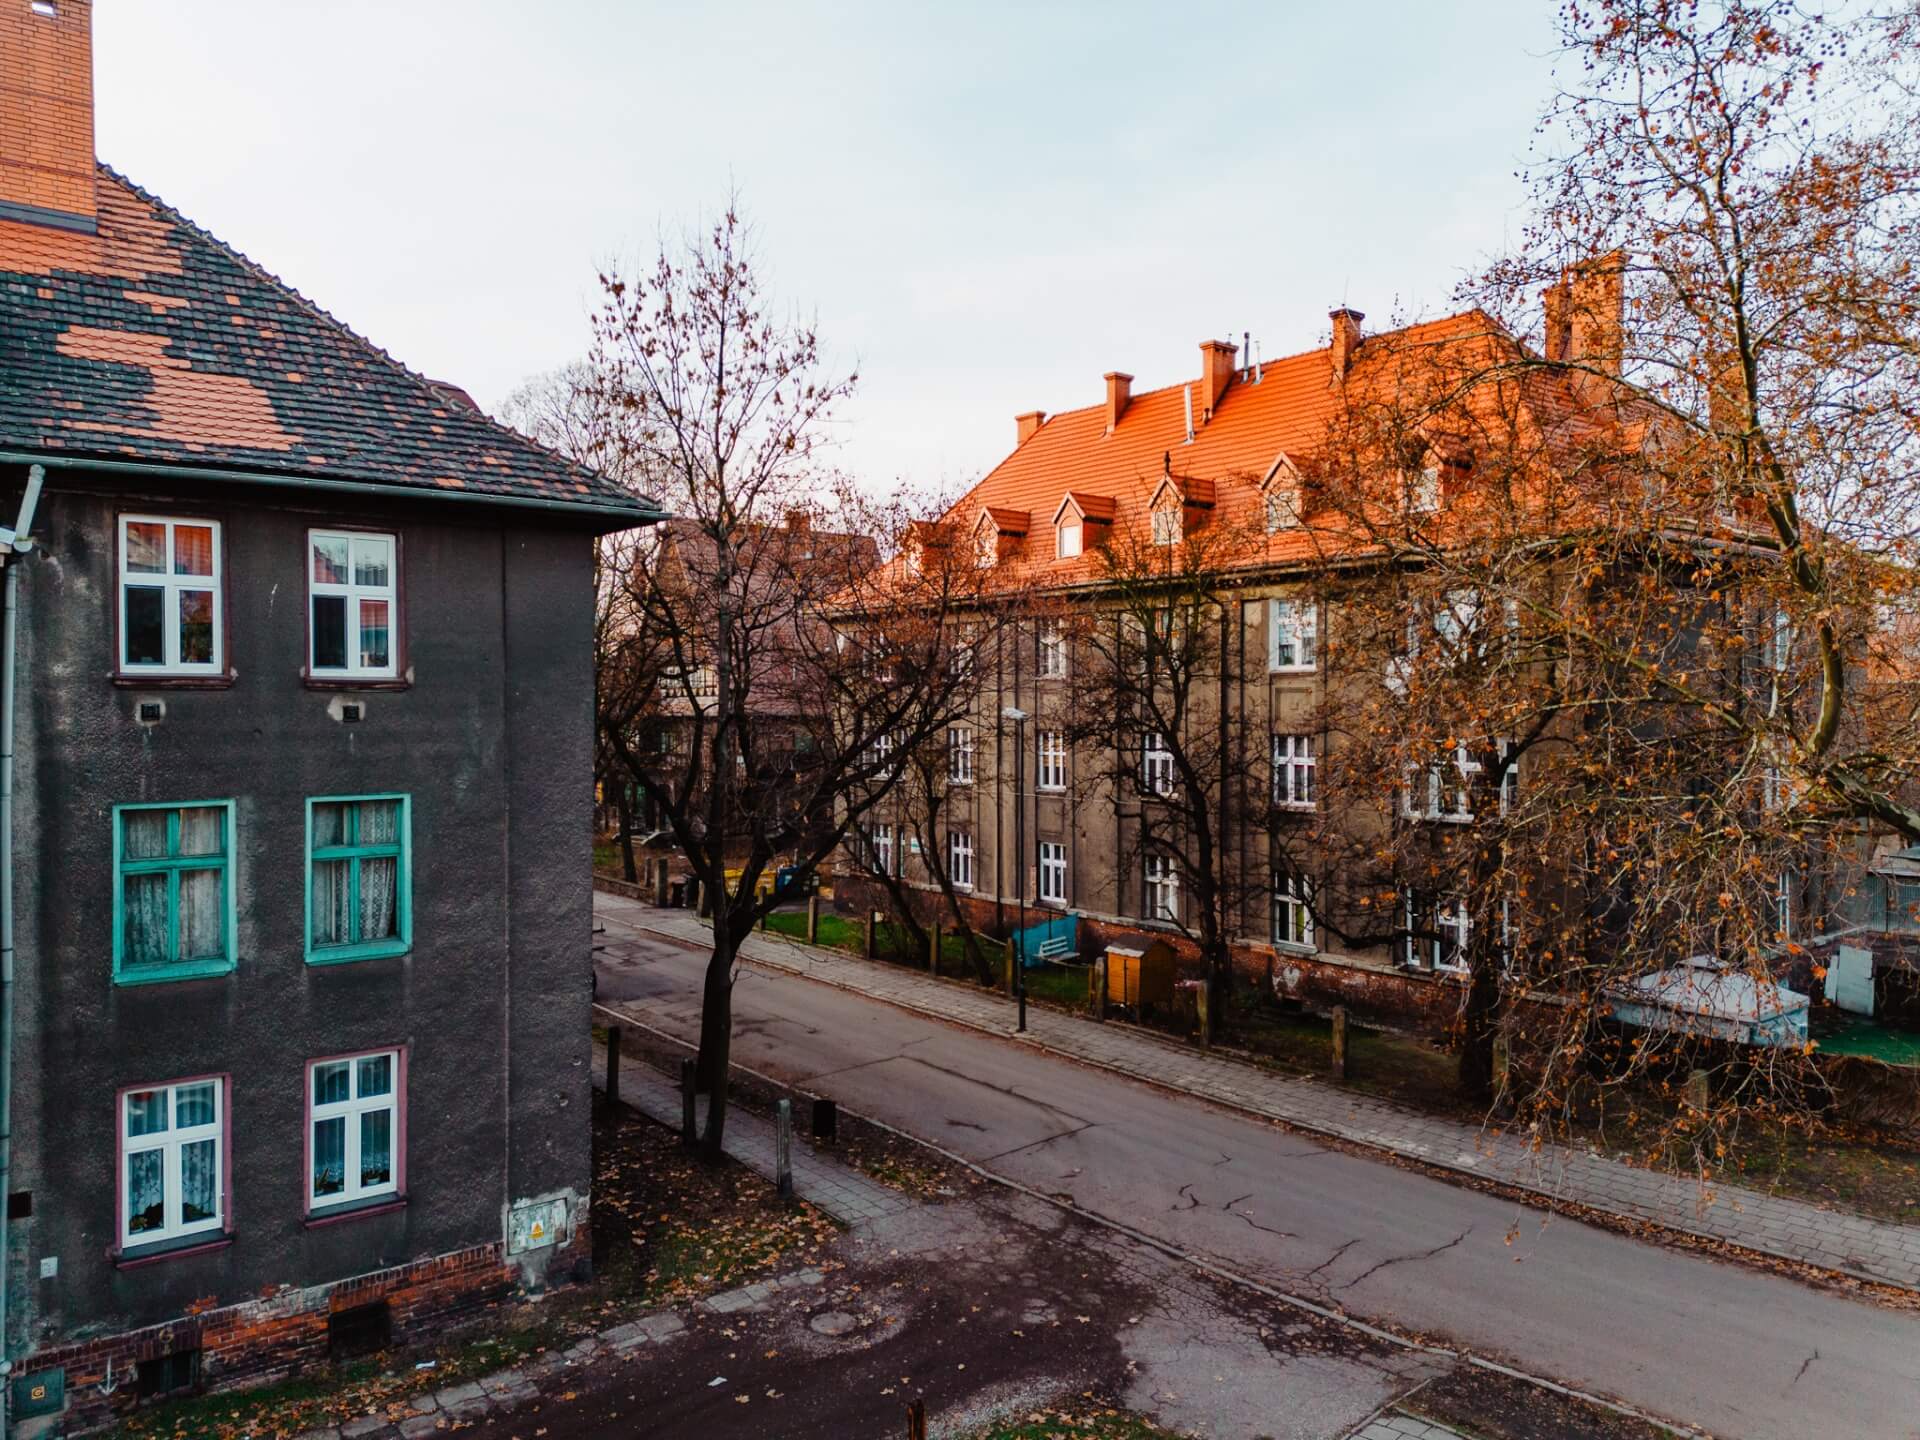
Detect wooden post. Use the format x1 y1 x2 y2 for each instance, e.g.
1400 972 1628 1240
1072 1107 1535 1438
652 858 669 907
807 894 820 944
605 1026 622 1106
774 1099 794 1199
812 1096 838 1142
680 1057 697 1144
864 910 877 958
906 1398 927 1440
929 923 942 975
1195 982 1211 1048
1091 956 1107 1020
1003 941 1016 996
1330 1005 1348 1082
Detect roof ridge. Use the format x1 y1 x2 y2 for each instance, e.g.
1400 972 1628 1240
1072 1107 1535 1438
95 163 637 502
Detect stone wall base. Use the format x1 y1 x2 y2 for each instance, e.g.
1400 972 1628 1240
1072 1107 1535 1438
19 1233 587 1435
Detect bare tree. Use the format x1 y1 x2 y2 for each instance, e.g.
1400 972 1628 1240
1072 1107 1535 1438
586 209 997 1152
1064 472 1270 1034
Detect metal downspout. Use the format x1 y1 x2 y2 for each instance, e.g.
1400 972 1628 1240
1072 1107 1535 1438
0 464 45 1440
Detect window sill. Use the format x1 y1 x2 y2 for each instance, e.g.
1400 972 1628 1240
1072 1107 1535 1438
115 1232 233 1270
111 672 235 690
1268 665 1317 676
306 943 410 967
303 675 410 692
1275 802 1317 814
114 959 236 987
304 1195 406 1229
1271 941 1317 958
1036 785 1067 795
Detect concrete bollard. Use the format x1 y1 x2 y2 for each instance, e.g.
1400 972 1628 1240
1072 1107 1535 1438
775 1099 794 1199
807 894 820 944
1091 956 1107 1020
653 858 669 907
680 1057 697 1144
605 1026 622 1106
1330 1005 1348 1082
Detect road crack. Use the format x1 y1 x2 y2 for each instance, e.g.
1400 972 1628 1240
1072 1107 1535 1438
1337 1228 1473 1292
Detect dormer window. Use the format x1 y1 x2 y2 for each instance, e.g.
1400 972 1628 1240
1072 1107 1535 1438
1052 492 1113 559
975 522 998 568
1057 519 1082 558
1260 453 1304 534
1151 505 1181 547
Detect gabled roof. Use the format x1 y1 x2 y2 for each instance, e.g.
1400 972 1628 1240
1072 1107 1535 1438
0 166 661 525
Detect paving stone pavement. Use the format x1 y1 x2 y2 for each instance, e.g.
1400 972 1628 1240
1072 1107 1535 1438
1348 1413 1471 1440
591 1041 917 1227
598 889 1920 1291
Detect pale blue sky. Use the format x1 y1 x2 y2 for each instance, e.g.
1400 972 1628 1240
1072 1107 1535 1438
95 1 1564 495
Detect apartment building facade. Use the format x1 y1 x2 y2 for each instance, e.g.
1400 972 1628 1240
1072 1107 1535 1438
0 2 660 1429
838 289 1801 1030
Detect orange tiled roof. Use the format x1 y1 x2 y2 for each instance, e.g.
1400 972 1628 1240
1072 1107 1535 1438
0 166 660 522
934 311 1628 585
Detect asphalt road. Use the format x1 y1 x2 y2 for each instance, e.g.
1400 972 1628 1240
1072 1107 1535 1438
595 911 1920 1440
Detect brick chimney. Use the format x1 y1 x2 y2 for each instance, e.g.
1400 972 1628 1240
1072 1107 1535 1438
1329 308 1365 381
1103 372 1132 434
1 0 97 234
1541 252 1624 379
1016 411 1046 446
1199 340 1236 418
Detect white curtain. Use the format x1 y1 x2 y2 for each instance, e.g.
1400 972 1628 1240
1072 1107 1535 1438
313 861 350 947
180 1139 216 1224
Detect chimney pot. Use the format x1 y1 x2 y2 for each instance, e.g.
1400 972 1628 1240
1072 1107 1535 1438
1103 372 1132 434
1199 339 1237 418
1329 309 1365 382
1 0 96 233
1015 411 1046 446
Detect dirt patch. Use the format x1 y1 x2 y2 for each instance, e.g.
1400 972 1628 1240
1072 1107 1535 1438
1411 1364 1686 1439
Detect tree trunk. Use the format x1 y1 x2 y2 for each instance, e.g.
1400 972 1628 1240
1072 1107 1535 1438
696 913 742 1155
1458 951 1500 1102
615 784 638 883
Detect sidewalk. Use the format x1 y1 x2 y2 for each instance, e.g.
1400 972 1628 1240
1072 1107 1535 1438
590 1034 915 1229
597 888 1920 1292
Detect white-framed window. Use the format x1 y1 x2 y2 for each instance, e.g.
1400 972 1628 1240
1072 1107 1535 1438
1037 730 1067 791
689 665 718 699
120 1076 223 1250
1775 871 1792 941
1271 871 1315 950
1496 738 1518 817
949 626 976 679
948 830 974 889
119 516 222 674
1264 484 1300 534
1432 587 1485 658
1039 841 1067 907
1403 890 1469 972
1141 731 1175 797
866 823 895 875
948 725 975 784
1057 518 1083 559
975 523 999 568
1498 896 1516 973
309 530 398 679
1272 734 1316 809
1144 854 1179 923
1269 598 1317 672
1409 461 1443 514
308 1050 400 1212
1038 622 1067 678
1402 744 1478 822
1151 505 1181 547
1767 608 1792 672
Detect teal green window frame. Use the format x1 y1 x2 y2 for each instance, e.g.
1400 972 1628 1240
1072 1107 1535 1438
304 794 412 965
111 800 238 987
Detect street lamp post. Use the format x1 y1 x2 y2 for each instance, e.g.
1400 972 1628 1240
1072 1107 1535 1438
1002 706 1029 1033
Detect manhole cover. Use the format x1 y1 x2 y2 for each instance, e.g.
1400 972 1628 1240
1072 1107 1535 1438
809 1311 859 1337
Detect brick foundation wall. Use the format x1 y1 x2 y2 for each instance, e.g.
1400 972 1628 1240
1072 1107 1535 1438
23 1241 528 1435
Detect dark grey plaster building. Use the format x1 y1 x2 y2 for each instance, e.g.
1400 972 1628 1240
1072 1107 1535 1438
0 1 661 1428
